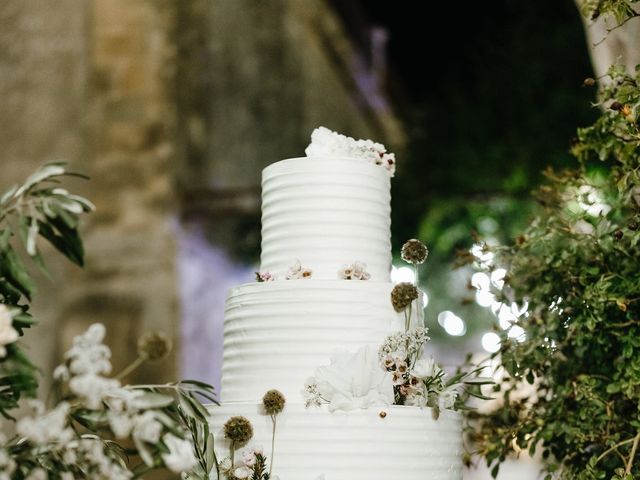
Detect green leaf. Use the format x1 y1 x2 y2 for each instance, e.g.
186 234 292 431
132 392 175 409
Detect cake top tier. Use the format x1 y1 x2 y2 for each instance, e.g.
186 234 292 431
258 127 397 281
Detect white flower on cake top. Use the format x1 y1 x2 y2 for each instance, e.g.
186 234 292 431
305 344 393 412
305 126 396 176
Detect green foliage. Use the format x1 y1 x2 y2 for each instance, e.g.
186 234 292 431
469 61 640 478
0 163 92 418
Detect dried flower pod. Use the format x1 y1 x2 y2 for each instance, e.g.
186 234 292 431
582 77 596 87
223 416 254 446
612 229 624 240
137 332 172 362
401 239 429 265
627 220 639 231
391 282 419 312
610 101 623 111
262 389 286 415
379 411 387 418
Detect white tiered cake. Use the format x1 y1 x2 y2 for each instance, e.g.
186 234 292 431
209 128 463 480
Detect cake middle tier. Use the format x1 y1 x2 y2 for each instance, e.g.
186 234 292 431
221 280 421 403
260 157 392 281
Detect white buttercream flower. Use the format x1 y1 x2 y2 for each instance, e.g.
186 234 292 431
132 411 162 444
313 344 393 412
161 434 197 473
412 357 441 380
0 305 18 358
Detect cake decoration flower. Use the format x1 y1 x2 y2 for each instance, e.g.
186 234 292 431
401 239 429 265
262 389 286 415
255 271 275 282
262 389 286 476
305 126 397 176
284 260 312 280
223 416 254 448
306 344 394 412
338 261 371 280
391 282 419 313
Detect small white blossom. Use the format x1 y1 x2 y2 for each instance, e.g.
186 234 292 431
439 388 459 410
108 411 134 438
16 402 74 446
161 434 197 473
302 378 326 408
338 261 371 280
412 357 441 380
132 411 162 444
69 373 120 410
284 260 312 280
0 305 18 358
53 364 70 382
25 468 47 480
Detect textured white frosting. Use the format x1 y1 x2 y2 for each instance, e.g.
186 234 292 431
221 281 422 403
209 403 463 480
260 157 392 281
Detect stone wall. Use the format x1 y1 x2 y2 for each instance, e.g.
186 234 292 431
0 0 404 397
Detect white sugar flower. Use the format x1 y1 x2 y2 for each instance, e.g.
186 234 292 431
132 411 162 444
305 127 396 176
284 260 312 280
313 344 393 412
161 434 197 473
412 357 441 380
338 261 371 280
0 305 18 358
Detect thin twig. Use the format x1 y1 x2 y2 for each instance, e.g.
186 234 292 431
625 432 640 475
593 14 640 47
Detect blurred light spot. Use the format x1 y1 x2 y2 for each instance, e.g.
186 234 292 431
475 290 495 307
422 291 429 307
481 332 501 353
490 268 506 290
438 311 466 336
478 217 499 234
508 325 526 342
511 301 528 318
470 243 494 267
391 265 416 284
577 185 611 217
471 272 490 290
498 304 517 330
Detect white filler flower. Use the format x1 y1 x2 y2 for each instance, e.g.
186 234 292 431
0 305 18 358
313 344 393 412
161 434 197 473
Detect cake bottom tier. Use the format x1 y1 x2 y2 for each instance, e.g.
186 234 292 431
208 403 463 480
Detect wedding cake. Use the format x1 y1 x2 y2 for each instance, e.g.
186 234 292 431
209 127 463 480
